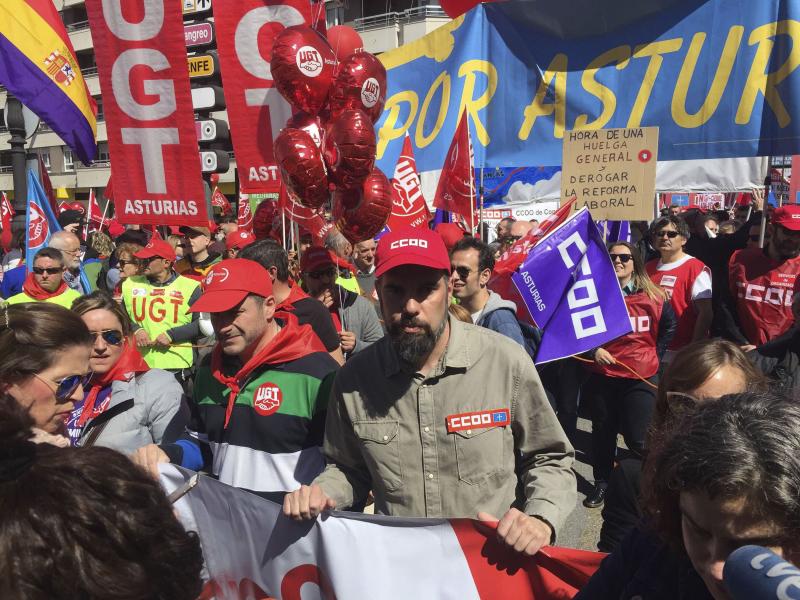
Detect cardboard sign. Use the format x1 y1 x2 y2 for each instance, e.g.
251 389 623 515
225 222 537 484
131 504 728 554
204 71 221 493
560 126 658 221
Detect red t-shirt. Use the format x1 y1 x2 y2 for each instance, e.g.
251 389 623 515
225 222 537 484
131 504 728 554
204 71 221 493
729 247 800 345
646 255 711 350
589 291 664 379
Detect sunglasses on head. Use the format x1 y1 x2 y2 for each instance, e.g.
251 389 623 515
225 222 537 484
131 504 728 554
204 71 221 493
32 267 62 275
665 391 700 417
655 230 680 239
89 329 124 346
306 267 336 280
609 253 633 264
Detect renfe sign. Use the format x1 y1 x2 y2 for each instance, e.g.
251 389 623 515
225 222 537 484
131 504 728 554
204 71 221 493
213 0 311 193
85 0 208 226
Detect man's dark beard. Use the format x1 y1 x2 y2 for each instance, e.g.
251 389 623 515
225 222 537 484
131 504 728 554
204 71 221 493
389 312 447 367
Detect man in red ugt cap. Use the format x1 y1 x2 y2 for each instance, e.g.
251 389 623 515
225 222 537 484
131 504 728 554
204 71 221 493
133 258 339 501
725 204 800 348
284 227 576 558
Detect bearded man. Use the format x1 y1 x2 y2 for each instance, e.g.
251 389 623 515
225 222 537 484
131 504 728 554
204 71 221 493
283 227 576 558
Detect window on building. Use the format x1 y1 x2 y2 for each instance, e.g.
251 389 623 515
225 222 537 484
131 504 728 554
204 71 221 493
326 4 344 26
94 96 104 121
0 151 12 173
38 150 51 171
96 143 111 165
63 149 74 171
77 50 97 76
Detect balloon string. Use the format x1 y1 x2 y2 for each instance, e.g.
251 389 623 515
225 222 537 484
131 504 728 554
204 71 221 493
572 355 658 390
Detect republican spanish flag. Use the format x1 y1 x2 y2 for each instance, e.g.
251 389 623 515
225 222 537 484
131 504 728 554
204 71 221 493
0 0 97 164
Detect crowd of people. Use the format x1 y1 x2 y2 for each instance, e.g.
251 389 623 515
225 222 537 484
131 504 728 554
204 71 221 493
2 192 800 599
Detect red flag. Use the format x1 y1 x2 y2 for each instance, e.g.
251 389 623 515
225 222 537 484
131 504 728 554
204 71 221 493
489 197 578 318
38 155 58 216
86 188 105 233
211 187 233 215
57 201 70 214
0 191 15 253
388 134 430 230
433 112 474 223
279 184 332 245
237 193 254 233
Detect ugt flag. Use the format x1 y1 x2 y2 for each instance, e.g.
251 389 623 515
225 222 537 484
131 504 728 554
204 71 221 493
160 465 604 599
388 134 430 230
512 208 632 364
25 168 61 271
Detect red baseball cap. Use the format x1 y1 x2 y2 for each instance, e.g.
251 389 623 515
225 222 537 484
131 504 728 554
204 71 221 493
772 205 800 231
434 223 468 252
189 259 273 313
375 226 451 278
300 247 336 273
134 238 176 262
225 230 256 250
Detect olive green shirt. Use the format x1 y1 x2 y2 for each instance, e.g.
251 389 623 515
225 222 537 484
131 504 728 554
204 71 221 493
314 316 576 540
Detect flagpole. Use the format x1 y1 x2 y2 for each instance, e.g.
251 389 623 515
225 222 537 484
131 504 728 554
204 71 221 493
469 168 475 236
98 194 111 231
83 192 91 241
281 209 287 250
479 168 484 240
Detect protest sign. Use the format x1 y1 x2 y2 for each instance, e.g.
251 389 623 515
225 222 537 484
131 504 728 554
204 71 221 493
85 0 208 227
561 127 658 221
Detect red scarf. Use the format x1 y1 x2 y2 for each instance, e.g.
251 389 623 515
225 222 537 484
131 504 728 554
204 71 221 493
78 341 149 427
22 272 68 300
277 279 309 311
212 311 327 428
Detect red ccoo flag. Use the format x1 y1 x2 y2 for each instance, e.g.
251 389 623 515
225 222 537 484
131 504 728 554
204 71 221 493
237 193 254 233
388 134 430 230
0 191 15 252
211 187 233 215
433 111 474 224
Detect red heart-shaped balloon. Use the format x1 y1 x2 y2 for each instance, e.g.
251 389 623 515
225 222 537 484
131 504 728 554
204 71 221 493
323 109 376 190
274 128 330 210
329 52 387 123
253 198 280 240
271 25 335 115
334 168 392 243
286 112 324 149
326 25 364 63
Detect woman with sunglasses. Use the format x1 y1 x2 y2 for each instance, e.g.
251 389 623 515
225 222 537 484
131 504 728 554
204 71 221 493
0 303 92 447
599 339 768 553
69 291 187 453
107 242 143 301
582 241 677 509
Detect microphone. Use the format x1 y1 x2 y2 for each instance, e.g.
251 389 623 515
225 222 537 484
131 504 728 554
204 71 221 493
723 545 800 599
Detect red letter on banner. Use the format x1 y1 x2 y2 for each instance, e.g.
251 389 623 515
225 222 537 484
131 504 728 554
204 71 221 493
213 0 311 194
85 0 208 227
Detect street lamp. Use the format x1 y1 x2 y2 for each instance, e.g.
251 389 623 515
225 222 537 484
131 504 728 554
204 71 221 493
4 94 28 234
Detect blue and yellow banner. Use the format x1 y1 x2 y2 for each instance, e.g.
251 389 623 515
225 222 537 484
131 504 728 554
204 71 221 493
376 0 800 174
0 0 97 164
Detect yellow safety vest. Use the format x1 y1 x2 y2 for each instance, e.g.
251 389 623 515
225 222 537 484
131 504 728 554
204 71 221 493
121 274 199 370
5 287 81 309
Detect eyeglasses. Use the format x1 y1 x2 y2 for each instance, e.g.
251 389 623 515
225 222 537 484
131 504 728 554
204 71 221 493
665 391 700 417
117 259 138 268
451 265 474 280
33 372 87 404
609 253 633 264
32 267 62 275
89 329 124 346
654 230 680 239
306 267 336 280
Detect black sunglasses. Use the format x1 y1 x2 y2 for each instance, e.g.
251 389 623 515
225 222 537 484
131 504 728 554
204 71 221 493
117 259 138 268
609 253 633 264
654 230 680 239
89 329 124 346
451 265 474 280
32 267 62 275
34 373 86 404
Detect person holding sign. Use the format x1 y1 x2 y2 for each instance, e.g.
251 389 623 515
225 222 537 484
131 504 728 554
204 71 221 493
583 242 676 509
645 216 713 354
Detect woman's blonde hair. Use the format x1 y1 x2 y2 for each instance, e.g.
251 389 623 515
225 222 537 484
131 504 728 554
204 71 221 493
608 241 666 302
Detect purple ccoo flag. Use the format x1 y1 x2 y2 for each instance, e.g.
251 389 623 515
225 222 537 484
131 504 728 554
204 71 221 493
511 208 632 364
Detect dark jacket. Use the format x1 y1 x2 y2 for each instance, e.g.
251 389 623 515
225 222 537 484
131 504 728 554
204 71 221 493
599 458 643 553
575 528 713 600
750 327 800 396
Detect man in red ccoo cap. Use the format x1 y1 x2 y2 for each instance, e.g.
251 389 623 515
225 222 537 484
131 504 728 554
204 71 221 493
133 258 339 501
284 226 576 558
725 204 800 347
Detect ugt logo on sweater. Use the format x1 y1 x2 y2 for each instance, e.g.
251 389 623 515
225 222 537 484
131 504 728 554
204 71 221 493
253 383 283 416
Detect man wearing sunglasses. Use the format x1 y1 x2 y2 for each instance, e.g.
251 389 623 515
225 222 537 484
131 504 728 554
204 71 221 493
300 247 383 359
725 204 800 348
175 225 222 281
5 247 80 308
121 239 202 384
645 216 713 353
450 237 526 348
